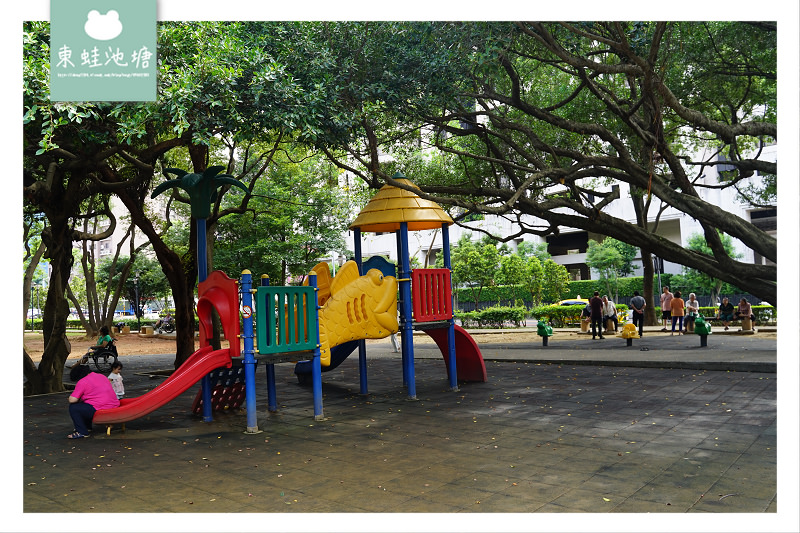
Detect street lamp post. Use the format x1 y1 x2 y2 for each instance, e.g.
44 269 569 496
133 275 140 332
29 285 34 331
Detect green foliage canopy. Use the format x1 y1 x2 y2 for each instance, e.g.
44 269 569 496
315 21 777 304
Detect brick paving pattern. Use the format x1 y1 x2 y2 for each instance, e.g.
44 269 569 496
21 329 788 531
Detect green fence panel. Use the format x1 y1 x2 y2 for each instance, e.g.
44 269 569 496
255 286 317 355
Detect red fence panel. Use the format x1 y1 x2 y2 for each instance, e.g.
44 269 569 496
411 268 453 322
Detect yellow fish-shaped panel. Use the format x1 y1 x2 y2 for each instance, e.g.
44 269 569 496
304 262 333 306
328 260 360 295
317 261 398 366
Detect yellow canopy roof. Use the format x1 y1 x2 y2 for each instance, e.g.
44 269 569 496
349 176 454 233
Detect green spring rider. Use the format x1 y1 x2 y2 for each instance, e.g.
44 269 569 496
537 320 554 346
694 315 712 347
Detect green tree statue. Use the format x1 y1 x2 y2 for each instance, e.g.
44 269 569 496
152 166 248 220
151 166 248 281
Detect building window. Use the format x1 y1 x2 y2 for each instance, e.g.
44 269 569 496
546 231 588 256
98 240 112 257
749 208 777 231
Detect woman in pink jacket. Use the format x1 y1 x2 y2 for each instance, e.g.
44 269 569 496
67 365 120 439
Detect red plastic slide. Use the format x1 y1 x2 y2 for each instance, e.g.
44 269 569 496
423 324 487 382
93 346 232 425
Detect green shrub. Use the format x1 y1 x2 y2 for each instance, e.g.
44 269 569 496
27 312 199 331
456 311 479 328
752 305 777 323
454 276 679 307
529 303 629 327
562 276 675 301
455 306 526 328
529 304 584 327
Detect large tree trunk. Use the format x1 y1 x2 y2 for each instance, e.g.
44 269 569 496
23 219 74 394
639 250 659 326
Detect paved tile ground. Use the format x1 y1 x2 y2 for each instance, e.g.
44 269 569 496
19 329 796 532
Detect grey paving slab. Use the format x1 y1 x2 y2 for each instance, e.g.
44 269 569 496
19 331 794 533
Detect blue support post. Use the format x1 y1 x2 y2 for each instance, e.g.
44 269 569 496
308 273 324 420
197 217 214 422
241 270 260 433
396 230 408 387
399 222 416 400
354 229 368 395
261 275 278 412
442 224 458 391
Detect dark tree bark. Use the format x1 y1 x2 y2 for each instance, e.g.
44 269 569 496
23 165 80 394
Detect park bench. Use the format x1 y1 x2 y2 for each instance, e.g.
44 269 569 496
704 317 755 331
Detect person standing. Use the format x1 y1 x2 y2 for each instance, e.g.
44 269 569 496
684 293 700 333
670 290 685 335
389 332 400 353
108 361 125 399
630 291 646 337
660 286 673 332
589 291 604 340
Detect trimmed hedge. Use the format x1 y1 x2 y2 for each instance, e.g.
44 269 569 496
456 306 526 329
455 277 675 307
560 275 675 301
26 317 162 331
25 301 776 333
529 304 630 328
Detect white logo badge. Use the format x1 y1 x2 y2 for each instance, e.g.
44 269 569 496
84 10 123 41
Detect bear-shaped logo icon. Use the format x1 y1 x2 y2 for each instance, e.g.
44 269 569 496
84 10 123 41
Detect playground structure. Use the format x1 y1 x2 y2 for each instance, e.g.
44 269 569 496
297 172 487 398
93 172 485 432
364 175 485 388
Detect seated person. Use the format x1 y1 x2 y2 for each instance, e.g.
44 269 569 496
70 326 114 368
67 365 120 439
154 312 173 331
581 303 591 323
716 297 735 331
601 295 618 332
734 298 755 322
